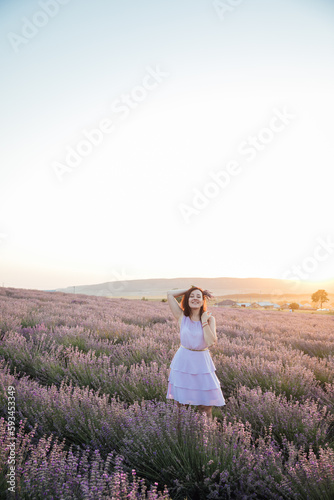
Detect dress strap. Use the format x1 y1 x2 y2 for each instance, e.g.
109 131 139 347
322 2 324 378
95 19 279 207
180 344 209 351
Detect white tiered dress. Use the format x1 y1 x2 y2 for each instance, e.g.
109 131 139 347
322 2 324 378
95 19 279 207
166 313 225 406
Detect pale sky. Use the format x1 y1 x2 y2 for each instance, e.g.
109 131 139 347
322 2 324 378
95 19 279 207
1 0 334 290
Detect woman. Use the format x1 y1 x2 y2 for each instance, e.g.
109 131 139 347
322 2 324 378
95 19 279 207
166 286 225 420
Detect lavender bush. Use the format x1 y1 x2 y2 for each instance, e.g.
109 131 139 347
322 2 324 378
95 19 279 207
0 286 334 499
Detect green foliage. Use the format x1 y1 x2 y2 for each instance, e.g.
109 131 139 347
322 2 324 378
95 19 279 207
311 289 329 309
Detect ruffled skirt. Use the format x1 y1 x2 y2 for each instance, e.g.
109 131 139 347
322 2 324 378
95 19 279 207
166 347 225 406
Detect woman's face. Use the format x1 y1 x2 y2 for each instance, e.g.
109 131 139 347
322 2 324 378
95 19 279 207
189 289 204 308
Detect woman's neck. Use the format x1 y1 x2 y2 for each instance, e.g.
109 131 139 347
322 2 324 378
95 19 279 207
190 314 201 321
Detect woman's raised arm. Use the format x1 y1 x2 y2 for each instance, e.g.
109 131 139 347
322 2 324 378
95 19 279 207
167 288 189 298
167 289 188 320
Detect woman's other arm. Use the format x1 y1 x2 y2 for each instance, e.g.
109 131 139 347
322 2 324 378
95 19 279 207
202 312 217 347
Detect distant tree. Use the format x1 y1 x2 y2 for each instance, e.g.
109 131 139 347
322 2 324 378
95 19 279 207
161 298 167 302
141 296 148 301
289 302 299 311
311 289 329 309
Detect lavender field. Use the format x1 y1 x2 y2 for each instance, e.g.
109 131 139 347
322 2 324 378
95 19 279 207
1 287 334 499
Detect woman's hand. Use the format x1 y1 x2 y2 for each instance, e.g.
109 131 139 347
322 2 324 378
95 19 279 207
201 311 212 323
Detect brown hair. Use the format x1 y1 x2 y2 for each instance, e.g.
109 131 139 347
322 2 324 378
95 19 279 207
180 286 208 318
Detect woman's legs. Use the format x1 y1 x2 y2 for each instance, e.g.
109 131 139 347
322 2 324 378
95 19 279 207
197 405 213 420
177 401 189 410
176 401 212 430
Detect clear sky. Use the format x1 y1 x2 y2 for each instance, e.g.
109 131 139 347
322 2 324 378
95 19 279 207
1 0 334 290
